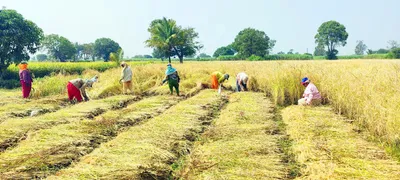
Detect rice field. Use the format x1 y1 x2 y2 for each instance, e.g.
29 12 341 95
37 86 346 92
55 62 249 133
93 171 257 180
0 60 399 179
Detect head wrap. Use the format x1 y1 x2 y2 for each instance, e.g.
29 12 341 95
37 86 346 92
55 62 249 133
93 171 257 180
165 64 177 75
301 77 310 85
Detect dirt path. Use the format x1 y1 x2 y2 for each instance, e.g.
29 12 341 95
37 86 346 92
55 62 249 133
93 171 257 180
282 106 400 179
47 90 227 179
0 96 182 179
175 92 287 179
0 95 139 152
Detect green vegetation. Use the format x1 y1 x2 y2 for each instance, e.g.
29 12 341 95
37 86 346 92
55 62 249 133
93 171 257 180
0 9 43 75
146 17 202 63
94 38 121 62
232 28 274 59
315 20 348 60
41 34 76 62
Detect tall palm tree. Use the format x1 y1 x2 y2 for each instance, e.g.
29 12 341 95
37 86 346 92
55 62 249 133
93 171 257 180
145 17 180 63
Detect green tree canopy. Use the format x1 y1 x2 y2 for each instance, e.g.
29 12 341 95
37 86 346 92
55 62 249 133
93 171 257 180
0 9 43 74
143 55 153 58
82 43 95 61
198 53 211 58
94 38 121 62
213 46 235 57
314 44 326 56
41 34 76 62
315 20 348 60
152 48 167 60
287 49 294 54
232 28 274 58
355 40 367 55
145 17 202 63
36 54 48 61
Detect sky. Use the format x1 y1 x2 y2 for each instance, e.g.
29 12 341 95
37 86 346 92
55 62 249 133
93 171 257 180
2 0 400 57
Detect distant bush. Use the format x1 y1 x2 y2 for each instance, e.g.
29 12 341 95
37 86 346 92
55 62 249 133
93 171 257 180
217 55 241 61
388 48 400 59
247 55 263 61
264 54 313 60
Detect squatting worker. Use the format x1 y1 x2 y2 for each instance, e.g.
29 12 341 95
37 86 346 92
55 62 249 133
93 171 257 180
67 75 98 103
161 63 180 96
298 77 322 106
211 71 229 89
18 61 33 98
120 61 133 94
236 72 249 92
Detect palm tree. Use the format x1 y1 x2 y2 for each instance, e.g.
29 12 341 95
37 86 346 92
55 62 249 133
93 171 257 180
145 17 180 63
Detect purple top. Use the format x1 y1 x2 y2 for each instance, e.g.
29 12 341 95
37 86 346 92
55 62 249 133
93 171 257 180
19 70 33 84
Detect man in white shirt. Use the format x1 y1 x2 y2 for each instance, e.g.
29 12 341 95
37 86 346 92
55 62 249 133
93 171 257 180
236 72 249 92
120 61 133 94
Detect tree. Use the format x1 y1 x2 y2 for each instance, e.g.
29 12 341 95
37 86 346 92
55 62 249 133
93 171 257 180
355 40 367 55
94 38 121 62
74 43 84 61
109 48 124 65
41 34 76 62
198 53 211 58
387 40 399 50
314 44 326 56
152 48 167 61
213 46 235 57
232 28 273 58
315 21 348 60
36 54 48 61
277 51 285 55
133 55 144 58
82 43 95 61
143 55 153 58
0 9 43 75
145 17 202 63
287 49 294 54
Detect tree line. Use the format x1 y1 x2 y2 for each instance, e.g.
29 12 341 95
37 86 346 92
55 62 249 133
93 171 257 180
1 8 400 75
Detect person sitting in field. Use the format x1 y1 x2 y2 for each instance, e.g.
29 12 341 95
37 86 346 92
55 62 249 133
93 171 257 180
161 63 180 96
298 77 322 106
236 72 249 92
67 75 98 104
18 61 33 98
211 71 229 90
120 61 133 94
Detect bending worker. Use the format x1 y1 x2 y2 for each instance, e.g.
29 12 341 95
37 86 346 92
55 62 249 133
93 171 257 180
298 77 322 106
18 61 33 98
120 61 133 94
67 75 98 103
211 71 229 89
162 63 180 96
236 72 249 92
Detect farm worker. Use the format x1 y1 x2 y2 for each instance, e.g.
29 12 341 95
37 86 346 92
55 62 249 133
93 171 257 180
120 61 133 94
236 72 249 92
298 77 322 106
161 63 180 96
18 61 33 98
211 71 229 89
67 75 98 103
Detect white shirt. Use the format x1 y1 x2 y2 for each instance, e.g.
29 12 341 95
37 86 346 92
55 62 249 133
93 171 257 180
236 72 248 83
121 66 133 82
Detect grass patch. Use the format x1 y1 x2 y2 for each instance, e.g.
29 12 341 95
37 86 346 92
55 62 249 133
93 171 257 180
281 106 400 179
47 90 227 179
175 92 286 179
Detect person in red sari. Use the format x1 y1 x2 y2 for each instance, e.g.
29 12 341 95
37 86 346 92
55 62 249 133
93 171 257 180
18 61 33 98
